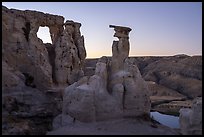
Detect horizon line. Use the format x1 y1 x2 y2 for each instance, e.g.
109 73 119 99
86 54 202 59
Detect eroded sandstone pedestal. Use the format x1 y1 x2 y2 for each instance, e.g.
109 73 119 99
59 25 150 125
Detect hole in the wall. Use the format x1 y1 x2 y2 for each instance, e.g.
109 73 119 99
37 26 52 44
22 73 36 88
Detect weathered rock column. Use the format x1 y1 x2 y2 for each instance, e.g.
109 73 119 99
54 20 86 86
109 25 131 74
109 25 150 117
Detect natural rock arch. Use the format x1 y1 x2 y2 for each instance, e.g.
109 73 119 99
2 6 86 90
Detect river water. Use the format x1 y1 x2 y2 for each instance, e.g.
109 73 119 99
150 111 179 129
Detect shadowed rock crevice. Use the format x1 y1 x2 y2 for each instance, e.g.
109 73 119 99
22 22 31 41
44 43 57 84
22 73 36 88
122 85 126 110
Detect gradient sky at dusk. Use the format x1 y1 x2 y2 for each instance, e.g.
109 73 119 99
2 2 202 58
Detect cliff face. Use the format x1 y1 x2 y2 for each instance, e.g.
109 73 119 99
2 6 86 135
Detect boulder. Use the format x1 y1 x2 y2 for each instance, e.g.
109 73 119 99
179 97 202 135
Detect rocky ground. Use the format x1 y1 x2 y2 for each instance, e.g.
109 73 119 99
47 117 180 135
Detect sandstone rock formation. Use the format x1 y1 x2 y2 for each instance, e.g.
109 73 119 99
54 20 86 86
84 55 202 99
2 6 86 135
179 97 202 135
62 57 121 122
3 6 62 90
2 6 86 90
84 55 202 115
60 25 150 125
108 25 150 117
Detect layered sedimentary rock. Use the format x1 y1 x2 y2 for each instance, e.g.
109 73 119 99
2 6 86 135
60 25 150 125
179 97 202 135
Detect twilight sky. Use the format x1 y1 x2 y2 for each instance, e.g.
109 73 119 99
2 2 202 58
